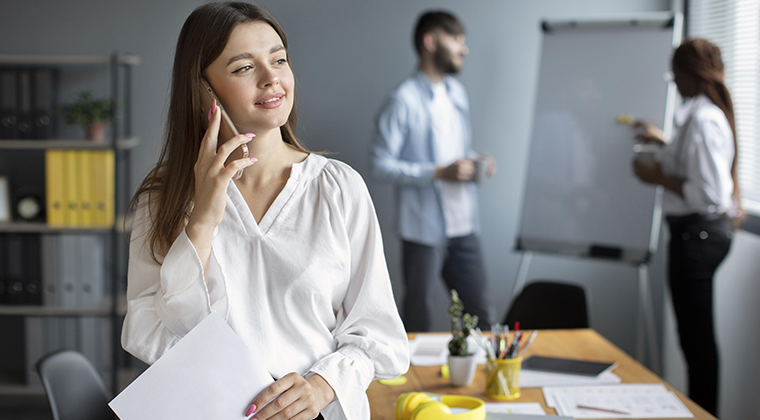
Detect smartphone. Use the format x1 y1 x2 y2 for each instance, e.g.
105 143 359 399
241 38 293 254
200 78 248 179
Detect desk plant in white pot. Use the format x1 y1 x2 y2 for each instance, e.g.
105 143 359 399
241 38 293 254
447 289 479 387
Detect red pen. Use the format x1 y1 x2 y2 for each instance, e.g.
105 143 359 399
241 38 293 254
506 322 521 358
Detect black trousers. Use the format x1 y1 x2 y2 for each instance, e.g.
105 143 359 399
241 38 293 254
402 234 492 332
667 214 733 417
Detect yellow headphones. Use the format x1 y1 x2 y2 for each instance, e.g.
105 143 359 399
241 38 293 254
395 392 486 420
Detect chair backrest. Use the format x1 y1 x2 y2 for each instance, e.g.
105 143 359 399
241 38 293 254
36 350 115 420
503 281 590 329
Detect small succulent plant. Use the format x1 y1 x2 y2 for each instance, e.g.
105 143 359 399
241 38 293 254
448 289 479 357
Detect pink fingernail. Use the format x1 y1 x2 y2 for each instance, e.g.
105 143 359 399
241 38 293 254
250 157 258 163
212 99 217 115
245 404 256 416
245 133 255 138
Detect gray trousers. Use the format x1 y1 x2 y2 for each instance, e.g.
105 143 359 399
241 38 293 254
402 234 492 332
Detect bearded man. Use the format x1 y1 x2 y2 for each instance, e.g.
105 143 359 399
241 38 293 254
370 10 495 332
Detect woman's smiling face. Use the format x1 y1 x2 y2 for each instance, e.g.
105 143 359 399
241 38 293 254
204 21 294 136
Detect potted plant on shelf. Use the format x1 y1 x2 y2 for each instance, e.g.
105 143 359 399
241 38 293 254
60 91 114 143
447 289 479 387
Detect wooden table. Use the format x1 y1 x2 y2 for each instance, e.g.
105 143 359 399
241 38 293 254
367 329 716 420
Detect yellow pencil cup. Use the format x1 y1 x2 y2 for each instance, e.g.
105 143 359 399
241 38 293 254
485 357 522 400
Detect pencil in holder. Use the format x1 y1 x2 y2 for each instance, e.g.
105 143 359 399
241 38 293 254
485 357 521 400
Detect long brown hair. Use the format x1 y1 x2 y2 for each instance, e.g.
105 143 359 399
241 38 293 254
130 2 309 261
672 38 743 222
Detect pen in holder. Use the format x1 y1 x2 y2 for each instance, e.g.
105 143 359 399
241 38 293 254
485 356 521 400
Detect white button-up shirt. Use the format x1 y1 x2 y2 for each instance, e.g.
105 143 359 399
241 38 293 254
430 81 474 238
656 94 736 216
122 154 409 420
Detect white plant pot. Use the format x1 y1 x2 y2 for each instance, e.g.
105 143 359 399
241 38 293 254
447 354 478 387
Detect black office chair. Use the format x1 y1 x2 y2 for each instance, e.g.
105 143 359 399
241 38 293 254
503 281 590 329
36 350 116 420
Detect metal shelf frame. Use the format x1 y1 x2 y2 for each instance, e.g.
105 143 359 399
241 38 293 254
0 53 139 396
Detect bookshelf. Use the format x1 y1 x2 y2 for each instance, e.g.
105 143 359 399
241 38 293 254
0 137 139 150
0 53 139 402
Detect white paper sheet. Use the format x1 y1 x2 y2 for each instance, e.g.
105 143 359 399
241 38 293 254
452 402 547 416
485 402 547 415
519 369 621 388
409 334 487 366
109 312 274 420
485 415 571 420
543 384 694 418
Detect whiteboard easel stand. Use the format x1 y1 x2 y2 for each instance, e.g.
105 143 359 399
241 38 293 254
633 27 681 370
510 250 532 299
510 13 682 375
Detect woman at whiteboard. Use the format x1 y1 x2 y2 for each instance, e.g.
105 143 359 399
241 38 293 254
120 3 409 419
632 38 740 416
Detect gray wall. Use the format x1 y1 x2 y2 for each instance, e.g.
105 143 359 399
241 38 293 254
259 0 671 356
3 1 759 419
0 0 666 359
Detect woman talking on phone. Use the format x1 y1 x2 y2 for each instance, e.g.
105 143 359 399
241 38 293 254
632 38 740 416
121 3 409 419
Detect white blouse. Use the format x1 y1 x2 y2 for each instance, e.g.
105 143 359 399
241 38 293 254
121 154 410 420
656 94 736 216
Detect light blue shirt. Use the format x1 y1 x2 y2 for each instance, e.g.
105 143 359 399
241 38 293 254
369 72 480 246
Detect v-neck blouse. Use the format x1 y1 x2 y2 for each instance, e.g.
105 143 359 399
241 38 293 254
122 154 409 420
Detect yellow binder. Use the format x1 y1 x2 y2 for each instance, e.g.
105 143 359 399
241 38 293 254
93 149 115 228
62 150 81 227
45 149 65 226
79 150 95 227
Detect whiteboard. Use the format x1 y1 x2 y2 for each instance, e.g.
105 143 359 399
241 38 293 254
516 14 679 264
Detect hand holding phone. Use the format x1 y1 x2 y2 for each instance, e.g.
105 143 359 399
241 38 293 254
200 78 249 179
186 102 257 275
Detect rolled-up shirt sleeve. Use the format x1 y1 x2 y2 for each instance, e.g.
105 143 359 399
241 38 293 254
306 168 410 419
370 95 437 185
121 197 228 364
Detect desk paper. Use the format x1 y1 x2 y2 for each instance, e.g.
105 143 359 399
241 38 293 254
109 312 274 420
520 369 621 388
485 416 571 420
409 335 487 366
485 402 547 415
451 402 547 416
543 384 693 418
